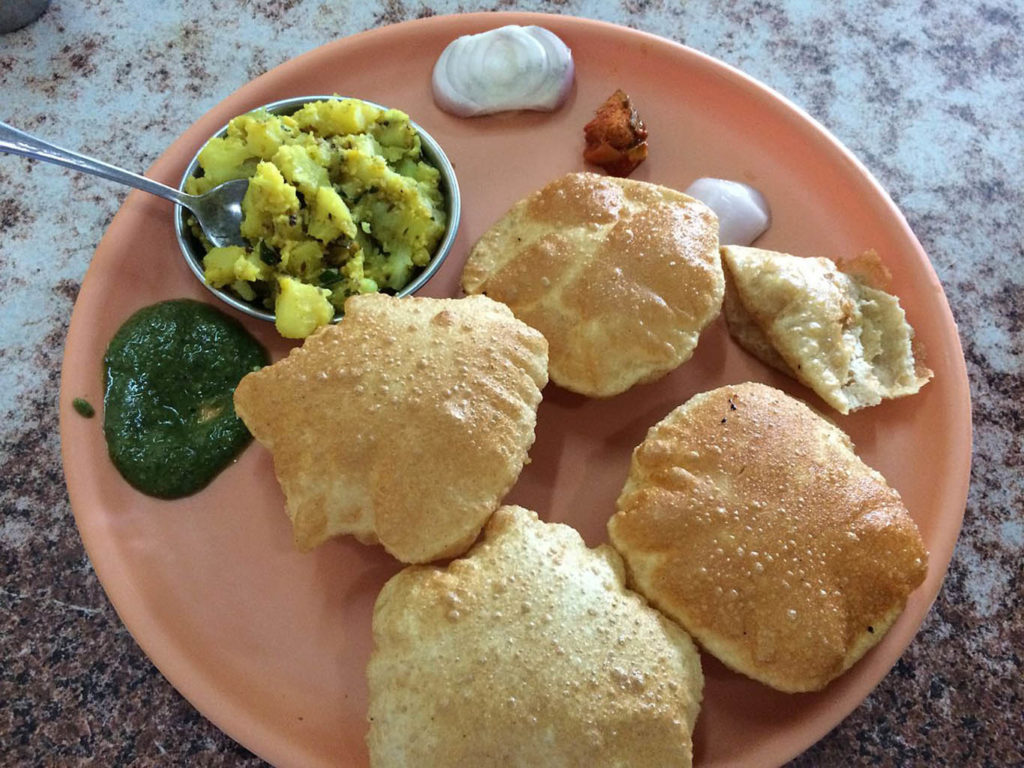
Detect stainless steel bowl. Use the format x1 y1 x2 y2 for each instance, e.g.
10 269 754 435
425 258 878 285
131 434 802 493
0 0 50 33
174 95 461 324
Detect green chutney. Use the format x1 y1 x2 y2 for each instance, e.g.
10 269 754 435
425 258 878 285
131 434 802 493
103 299 268 499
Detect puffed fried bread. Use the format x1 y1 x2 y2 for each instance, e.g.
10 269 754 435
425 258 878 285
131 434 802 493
367 506 704 767
608 382 929 693
233 294 548 563
462 172 723 398
721 245 932 413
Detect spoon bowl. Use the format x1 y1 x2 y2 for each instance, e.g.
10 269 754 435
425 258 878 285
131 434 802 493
183 178 248 248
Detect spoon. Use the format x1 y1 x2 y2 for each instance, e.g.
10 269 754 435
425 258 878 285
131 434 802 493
0 120 247 247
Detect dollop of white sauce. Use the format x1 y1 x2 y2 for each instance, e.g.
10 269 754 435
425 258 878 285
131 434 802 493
685 177 772 246
432 25 574 117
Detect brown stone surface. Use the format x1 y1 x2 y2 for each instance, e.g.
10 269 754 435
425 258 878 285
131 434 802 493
1 1 1021 766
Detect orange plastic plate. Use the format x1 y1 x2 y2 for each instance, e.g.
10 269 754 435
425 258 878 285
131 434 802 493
61 13 971 767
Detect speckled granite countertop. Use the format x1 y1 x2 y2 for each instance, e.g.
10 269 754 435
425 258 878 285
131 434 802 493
1 1 1021 765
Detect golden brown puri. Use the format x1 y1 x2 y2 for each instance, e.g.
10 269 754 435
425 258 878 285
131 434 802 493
608 383 928 693
721 245 932 414
367 506 704 768
462 172 723 398
233 294 548 563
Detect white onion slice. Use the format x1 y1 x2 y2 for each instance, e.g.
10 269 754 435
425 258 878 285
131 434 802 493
432 25 574 117
685 177 772 246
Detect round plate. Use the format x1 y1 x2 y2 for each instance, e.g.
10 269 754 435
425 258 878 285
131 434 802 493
60 12 971 768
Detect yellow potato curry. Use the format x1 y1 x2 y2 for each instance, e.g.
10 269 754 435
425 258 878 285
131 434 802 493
185 98 447 338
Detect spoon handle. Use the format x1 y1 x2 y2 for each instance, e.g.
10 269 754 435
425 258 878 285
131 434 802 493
0 120 193 208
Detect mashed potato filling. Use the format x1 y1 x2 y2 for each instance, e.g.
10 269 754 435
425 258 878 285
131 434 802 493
186 98 447 338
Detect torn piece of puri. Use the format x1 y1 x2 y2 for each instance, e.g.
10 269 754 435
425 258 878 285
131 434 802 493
367 506 704 767
608 382 928 693
721 245 932 414
462 171 723 398
233 294 548 563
